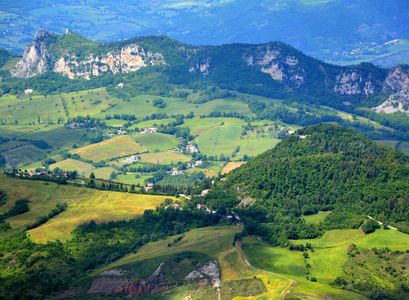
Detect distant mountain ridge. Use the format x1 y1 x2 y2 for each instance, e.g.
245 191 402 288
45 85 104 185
7 29 409 114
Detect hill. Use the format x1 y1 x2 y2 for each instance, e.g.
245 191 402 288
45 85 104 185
1 0 409 67
226 124 409 234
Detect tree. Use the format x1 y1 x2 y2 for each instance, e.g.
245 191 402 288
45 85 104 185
90 172 95 179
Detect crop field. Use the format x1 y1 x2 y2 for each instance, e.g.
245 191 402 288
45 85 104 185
61 88 122 118
50 159 95 175
96 95 253 119
129 118 176 130
133 133 179 151
0 140 28 152
0 94 66 124
28 191 173 243
138 151 191 164
376 140 400 149
0 124 55 139
236 138 280 159
71 135 146 162
221 162 246 174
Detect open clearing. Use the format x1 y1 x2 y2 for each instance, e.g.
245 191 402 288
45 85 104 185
71 135 146 162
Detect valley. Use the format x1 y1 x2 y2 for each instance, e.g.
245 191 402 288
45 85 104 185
2 27 409 299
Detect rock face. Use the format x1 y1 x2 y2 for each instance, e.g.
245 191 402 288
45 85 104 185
11 29 166 79
372 65 409 114
185 260 221 287
333 68 376 96
245 45 306 86
10 29 54 78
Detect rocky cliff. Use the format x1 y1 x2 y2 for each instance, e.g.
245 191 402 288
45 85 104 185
333 67 377 96
372 65 409 114
10 29 166 79
245 45 306 86
10 29 54 78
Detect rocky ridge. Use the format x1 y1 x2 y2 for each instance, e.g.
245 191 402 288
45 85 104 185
10 29 166 79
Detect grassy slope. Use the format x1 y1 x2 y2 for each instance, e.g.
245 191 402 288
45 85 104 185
242 227 409 299
71 135 146 162
94 225 291 299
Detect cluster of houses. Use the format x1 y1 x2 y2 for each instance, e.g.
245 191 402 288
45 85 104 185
140 127 158 134
171 160 203 176
112 125 127 135
122 155 138 164
24 89 34 94
144 183 154 191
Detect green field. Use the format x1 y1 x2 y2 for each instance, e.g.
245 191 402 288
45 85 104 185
133 132 179 151
61 88 122 118
71 135 146 162
0 94 66 124
398 142 409 156
50 158 95 174
95 95 253 120
116 173 151 185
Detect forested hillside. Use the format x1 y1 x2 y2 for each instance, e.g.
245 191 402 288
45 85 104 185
224 124 409 240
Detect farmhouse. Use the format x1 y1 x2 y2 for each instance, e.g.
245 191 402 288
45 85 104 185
186 144 199 153
117 83 124 88
117 129 127 135
195 160 203 166
144 183 154 191
24 89 33 94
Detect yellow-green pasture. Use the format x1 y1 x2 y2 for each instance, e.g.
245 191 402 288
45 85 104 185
28 191 170 243
71 135 146 162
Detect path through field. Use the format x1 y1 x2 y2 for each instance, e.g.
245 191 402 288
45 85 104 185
235 241 295 300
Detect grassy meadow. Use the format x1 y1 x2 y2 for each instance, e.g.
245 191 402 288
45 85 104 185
71 135 146 162
28 191 171 243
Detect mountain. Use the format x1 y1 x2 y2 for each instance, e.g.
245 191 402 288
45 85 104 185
1 0 409 67
6 29 409 113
